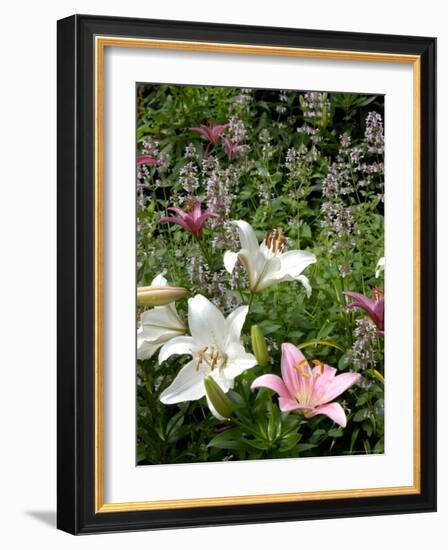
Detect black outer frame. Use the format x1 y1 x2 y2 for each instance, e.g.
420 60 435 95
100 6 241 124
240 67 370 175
57 14 437 535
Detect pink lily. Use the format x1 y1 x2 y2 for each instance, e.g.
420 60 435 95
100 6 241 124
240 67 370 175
344 288 384 335
251 343 361 427
159 200 219 238
222 137 245 161
190 123 228 156
190 123 228 144
137 155 160 166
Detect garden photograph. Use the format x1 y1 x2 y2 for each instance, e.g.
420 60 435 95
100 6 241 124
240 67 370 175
135 83 385 466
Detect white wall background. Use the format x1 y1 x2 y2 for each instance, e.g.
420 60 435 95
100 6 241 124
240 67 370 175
0 0 444 547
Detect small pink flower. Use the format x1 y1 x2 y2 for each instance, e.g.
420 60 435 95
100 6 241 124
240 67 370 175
251 343 361 427
137 155 160 166
159 200 219 238
344 288 384 334
222 137 245 161
190 123 228 145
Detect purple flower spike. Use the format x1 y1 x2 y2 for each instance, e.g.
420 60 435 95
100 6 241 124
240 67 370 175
159 200 219 238
344 288 384 335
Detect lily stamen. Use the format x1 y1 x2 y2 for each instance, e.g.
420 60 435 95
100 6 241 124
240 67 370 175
293 359 311 378
209 350 220 370
196 347 209 370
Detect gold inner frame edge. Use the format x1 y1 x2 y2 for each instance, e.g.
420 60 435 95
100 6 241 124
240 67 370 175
94 36 421 513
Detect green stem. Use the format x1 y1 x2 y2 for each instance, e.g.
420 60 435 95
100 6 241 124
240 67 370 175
195 236 214 270
248 292 255 311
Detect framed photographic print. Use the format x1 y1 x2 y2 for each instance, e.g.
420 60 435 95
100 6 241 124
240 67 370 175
57 14 436 534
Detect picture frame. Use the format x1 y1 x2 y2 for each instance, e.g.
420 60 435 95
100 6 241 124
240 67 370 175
57 14 436 534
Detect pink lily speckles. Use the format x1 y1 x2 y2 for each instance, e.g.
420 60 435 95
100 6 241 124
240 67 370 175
160 200 219 238
251 343 361 427
344 288 384 335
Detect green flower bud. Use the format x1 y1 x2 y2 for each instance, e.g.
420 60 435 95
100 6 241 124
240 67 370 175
251 325 269 368
204 377 232 420
137 285 187 306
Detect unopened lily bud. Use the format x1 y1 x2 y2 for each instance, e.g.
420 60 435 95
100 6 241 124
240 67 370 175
251 325 269 368
204 376 232 420
137 285 187 307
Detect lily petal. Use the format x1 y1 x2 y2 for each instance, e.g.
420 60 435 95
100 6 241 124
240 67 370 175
140 304 184 337
279 397 303 411
281 343 311 397
314 372 362 406
344 291 376 317
375 256 385 278
237 249 258 289
277 250 316 280
278 397 306 412
252 255 282 292
167 207 189 220
137 155 159 166
209 369 234 393
194 210 220 231
251 374 290 398
233 220 260 262
308 402 347 427
223 251 239 274
191 201 202 222
187 294 226 348
225 305 249 344
136 338 161 360
309 364 337 404
158 335 196 363
296 275 312 298
224 352 257 379
150 272 168 287
159 216 193 233
159 360 206 403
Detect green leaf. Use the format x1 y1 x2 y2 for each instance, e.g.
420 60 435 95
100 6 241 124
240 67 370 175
356 393 370 407
279 433 300 452
373 439 384 453
328 428 343 438
362 420 373 437
244 438 271 450
257 320 282 335
296 443 317 453
208 428 246 450
353 409 370 422
338 352 353 371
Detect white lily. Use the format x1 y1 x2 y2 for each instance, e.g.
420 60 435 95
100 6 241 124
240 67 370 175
159 294 257 415
375 256 385 278
137 273 186 360
223 220 316 296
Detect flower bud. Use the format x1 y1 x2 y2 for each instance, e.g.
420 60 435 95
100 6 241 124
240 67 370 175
204 376 232 420
137 285 187 307
251 325 269 368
